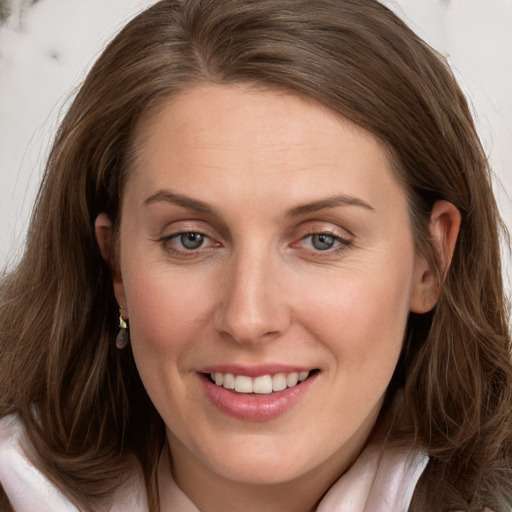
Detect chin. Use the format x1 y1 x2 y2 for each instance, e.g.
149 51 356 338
213 458 312 486
196 435 338 487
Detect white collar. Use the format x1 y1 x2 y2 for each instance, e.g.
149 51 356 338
317 442 428 512
0 415 148 512
1 414 428 512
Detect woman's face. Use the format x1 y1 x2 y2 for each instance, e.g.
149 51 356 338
110 85 433 492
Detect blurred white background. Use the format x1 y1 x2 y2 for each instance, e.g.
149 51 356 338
0 0 511 297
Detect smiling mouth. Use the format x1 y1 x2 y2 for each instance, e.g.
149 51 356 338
205 370 319 394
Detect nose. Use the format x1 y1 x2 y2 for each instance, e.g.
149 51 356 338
214 246 290 345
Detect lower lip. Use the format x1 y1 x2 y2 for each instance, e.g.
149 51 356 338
200 373 317 421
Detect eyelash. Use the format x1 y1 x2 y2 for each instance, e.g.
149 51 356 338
157 229 353 258
296 230 353 255
158 231 217 258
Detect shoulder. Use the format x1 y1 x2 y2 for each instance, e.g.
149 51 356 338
0 414 149 512
0 414 80 511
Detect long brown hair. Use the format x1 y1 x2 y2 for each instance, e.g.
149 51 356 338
1 1 511 510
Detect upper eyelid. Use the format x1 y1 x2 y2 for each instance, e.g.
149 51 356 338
155 216 232 241
297 232 352 248
161 230 217 246
158 221 215 238
297 224 353 241
158 232 351 259
155 219 354 243
162 228 210 239
302 231 350 242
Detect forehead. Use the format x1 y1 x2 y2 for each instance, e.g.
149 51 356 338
126 84 406 215
135 83 378 154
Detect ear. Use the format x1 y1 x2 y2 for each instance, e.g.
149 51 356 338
409 200 461 313
95 213 128 315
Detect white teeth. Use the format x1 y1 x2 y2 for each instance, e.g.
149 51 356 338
298 371 309 382
253 375 273 394
211 370 311 394
272 373 287 392
234 375 253 393
286 372 299 387
223 373 235 390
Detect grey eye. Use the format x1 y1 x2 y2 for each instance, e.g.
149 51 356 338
311 234 336 251
180 232 205 249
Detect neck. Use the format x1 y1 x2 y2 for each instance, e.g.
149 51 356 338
159 436 366 512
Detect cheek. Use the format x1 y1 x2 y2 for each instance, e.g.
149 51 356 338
122 266 215 358
120 267 216 419
296 258 414 373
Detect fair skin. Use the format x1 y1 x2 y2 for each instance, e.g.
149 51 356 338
96 84 460 512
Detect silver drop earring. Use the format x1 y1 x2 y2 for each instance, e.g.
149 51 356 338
116 309 129 349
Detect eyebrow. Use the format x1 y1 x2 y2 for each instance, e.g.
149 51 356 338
286 195 374 218
143 190 218 215
143 190 374 217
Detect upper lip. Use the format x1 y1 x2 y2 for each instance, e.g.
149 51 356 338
198 364 316 378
